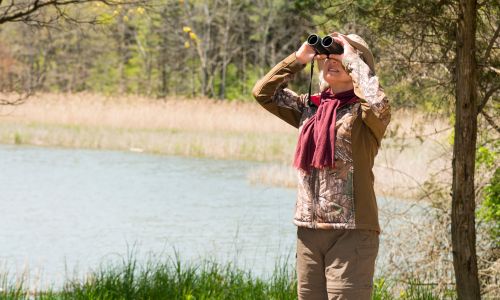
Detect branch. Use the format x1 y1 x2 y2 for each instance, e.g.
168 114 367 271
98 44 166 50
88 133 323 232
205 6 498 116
0 91 34 106
483 24 499 62
1 1 21 22
0 0 149 25
481 111 500 134
51 2 101 26
484 66 500 75
0 61 45 106
478 84 500 113
2 0 52 24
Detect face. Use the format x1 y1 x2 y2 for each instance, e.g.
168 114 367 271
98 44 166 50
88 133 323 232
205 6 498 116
321 57 352 87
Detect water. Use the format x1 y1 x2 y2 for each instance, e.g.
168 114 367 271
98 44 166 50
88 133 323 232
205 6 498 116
0 145 425 288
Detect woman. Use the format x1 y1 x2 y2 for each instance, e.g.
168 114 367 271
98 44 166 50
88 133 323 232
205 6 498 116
252 32 391 299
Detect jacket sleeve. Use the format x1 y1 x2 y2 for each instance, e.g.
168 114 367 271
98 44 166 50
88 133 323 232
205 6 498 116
252 53 307 128
342 53 391 146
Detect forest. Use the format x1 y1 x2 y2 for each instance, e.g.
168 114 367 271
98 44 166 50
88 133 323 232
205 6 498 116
0 0 493 110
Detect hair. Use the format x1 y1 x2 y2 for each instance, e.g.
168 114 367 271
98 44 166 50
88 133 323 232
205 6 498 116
317 60 329 92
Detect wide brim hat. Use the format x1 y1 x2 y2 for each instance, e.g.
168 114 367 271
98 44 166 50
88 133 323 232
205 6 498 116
330 32 376 74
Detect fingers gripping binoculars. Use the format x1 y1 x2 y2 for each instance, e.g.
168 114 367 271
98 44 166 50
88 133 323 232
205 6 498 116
307 34 343 55
304 34 344 107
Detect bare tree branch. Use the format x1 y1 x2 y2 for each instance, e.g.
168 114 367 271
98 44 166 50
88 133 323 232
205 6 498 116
0 68 45 105
481 111 500 134
478 83 500 113
0 0 149 25
0 91 34 105
483 23 499 62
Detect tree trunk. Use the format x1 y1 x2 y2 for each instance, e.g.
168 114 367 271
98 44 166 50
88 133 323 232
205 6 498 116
159 9 169 98
218 0 229 100
241 34 247 96
451 0 480 299
219 61 227 100
117 16 126 95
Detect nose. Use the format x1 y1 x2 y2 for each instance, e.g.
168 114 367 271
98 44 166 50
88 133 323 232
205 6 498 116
326 58 339 67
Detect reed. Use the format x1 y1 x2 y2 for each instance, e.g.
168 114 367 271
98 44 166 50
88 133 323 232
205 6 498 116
0 92 297 163
0 92 452 200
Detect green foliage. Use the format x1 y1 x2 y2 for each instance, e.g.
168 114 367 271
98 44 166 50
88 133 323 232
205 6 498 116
476 146 497 169
476 137 499 242
13 132 22 145
223 64 261 101
399 280 449 300
372 278 394 300
447 114 456 146
478 167 500 242
87 52 121 95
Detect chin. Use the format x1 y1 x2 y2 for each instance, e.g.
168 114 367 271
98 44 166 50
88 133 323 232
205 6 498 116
324 76 338 85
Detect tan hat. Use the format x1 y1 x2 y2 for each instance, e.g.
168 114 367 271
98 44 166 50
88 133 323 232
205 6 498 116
331 32 376 74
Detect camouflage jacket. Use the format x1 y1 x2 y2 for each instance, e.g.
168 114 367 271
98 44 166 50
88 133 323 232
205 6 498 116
252 52 390 232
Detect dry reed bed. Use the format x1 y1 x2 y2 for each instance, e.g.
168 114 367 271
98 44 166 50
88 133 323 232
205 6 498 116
0 92 452 200
0 93 297 162
0 93 293 133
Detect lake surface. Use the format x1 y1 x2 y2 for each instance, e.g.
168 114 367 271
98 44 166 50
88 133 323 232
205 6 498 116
0 145 424 289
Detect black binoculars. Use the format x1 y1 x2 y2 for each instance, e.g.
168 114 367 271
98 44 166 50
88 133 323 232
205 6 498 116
307 34 343 55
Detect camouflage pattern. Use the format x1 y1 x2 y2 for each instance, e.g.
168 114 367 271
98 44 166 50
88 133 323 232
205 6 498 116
253 52 390 230
292 103 359 229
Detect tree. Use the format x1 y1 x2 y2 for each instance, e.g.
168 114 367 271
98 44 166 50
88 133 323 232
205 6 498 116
452 0 481 298
0 0 148 104
293 0 498 297
1 0 312 101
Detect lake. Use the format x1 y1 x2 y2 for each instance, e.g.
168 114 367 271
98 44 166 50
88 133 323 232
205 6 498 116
0 145 424 289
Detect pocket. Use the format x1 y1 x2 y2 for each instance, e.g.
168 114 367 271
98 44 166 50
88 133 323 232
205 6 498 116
325 232 378 291
354 245 378 289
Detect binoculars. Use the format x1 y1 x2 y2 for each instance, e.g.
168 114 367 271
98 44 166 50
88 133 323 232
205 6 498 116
307 34 343 55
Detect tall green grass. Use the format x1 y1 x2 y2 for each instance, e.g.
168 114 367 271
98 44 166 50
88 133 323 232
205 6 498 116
1 254 297 300
60 257 296 300
1 255 455 300
372 277 456 300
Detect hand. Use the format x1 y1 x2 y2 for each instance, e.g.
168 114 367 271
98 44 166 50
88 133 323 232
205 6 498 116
295 42 316 64
295 42 333 64
328 35 356 62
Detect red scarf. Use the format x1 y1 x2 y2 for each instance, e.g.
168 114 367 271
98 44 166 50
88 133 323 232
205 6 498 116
293 88 359 173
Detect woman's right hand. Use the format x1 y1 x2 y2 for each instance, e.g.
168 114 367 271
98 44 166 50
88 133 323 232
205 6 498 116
295 42 327 65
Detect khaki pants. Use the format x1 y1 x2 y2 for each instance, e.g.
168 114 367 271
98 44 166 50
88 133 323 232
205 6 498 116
296 227 379 300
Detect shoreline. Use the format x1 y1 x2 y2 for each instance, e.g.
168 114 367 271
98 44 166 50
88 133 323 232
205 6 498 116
0 92 453 201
